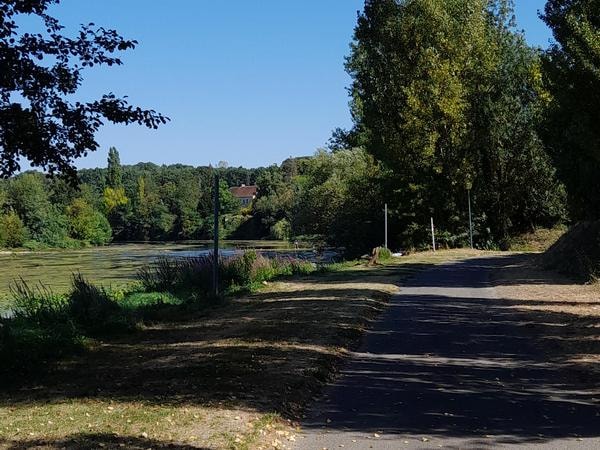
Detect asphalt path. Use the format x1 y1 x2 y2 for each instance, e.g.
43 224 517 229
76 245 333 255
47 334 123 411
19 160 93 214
296 256 600 449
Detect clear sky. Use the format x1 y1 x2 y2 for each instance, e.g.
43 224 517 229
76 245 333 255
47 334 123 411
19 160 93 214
45 0 553 169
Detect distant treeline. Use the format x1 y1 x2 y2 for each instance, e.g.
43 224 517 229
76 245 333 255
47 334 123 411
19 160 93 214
0 146 398 255
0 148 281 249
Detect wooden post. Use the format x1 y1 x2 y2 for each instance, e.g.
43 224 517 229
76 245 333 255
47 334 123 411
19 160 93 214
384 203 388 249
468 189 474 249
431 217 436 252
213 174 220 297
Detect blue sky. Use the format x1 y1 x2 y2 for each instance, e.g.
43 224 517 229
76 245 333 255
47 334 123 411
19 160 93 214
45 0 553 169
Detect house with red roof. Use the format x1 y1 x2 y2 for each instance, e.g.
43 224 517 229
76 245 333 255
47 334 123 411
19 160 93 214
229 184 258 206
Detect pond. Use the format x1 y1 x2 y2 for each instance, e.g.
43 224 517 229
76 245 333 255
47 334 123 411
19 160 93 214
0 240 324 313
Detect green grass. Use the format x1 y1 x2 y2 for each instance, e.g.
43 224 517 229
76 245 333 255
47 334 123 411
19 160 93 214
119 291 183 309
0 294 11 313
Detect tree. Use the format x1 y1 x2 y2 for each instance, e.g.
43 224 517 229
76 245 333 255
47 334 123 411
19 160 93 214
254 165 294 235
7 172 52 240
106 147 123 189
472 8 566 244
0 210 27 248
131 175 174 240
346 0 492 246
344 0 565 248
67 197 112 245
292 148 386 255
102 147 129 237
542 0 600 219
0 0 168 178
103 186 128 212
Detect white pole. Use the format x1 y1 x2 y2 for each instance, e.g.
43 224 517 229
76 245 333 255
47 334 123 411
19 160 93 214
431 217 436 252
468 189 474 249
384 203 388 249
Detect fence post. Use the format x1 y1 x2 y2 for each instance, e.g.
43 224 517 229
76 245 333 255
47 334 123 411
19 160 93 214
431 216 436 252
384 203 388 249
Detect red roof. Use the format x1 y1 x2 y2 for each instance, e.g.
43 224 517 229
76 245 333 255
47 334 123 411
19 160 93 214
229 185 258 198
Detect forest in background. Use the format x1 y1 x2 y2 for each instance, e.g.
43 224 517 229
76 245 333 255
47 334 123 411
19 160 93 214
0 146 387 255
1 0 598 258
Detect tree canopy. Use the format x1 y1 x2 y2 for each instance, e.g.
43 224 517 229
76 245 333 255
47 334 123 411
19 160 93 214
0 0 168 178
542 0 600 219
343 0 566 248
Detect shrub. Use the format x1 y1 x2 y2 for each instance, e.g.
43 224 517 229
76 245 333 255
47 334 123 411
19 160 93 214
289 258 316 275
137 256 182 292
221 251 253 286
68 273 127 333
11 279 68 323
376 246 392 261
0 316 84 375
2 279 82 375
136 251 318 297
137 255 215 295
0 211 28 248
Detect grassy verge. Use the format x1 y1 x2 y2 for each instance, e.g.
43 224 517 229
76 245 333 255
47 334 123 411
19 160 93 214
508 226 566 252
0 249 481 449
492 253 600 372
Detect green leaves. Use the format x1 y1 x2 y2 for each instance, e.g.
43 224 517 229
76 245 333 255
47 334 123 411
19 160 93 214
344 0 566 247
0 1 169 178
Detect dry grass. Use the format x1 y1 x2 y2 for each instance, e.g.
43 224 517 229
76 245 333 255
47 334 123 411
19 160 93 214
508 226 566 252
493 254 600 371
0 250 481 450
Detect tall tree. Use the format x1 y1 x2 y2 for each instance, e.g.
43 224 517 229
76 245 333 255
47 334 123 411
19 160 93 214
106 147 123 189
542 0 600 219
346 0 492 245
0 0 168 178
103 148 128 238
345 0 565 248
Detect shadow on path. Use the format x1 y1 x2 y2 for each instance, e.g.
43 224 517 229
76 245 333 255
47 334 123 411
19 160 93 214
302 256 600 447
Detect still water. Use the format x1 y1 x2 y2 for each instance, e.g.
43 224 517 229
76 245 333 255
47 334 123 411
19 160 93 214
0 241 308 303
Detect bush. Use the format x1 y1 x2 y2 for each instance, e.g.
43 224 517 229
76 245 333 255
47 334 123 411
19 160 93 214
137 257 182 292
2 279 83 375
376 246 392 262
136 251 318 297
270 219 291 241
69 273 127 333
11 279 69 323
0 211 28 248
0 316 84 375
0 276 137 376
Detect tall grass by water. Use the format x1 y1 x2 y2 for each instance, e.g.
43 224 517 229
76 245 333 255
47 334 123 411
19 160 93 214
0 251 317 377
137 251 316 295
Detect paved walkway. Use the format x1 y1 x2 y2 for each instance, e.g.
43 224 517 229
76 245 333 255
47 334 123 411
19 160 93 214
296 257 600 449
